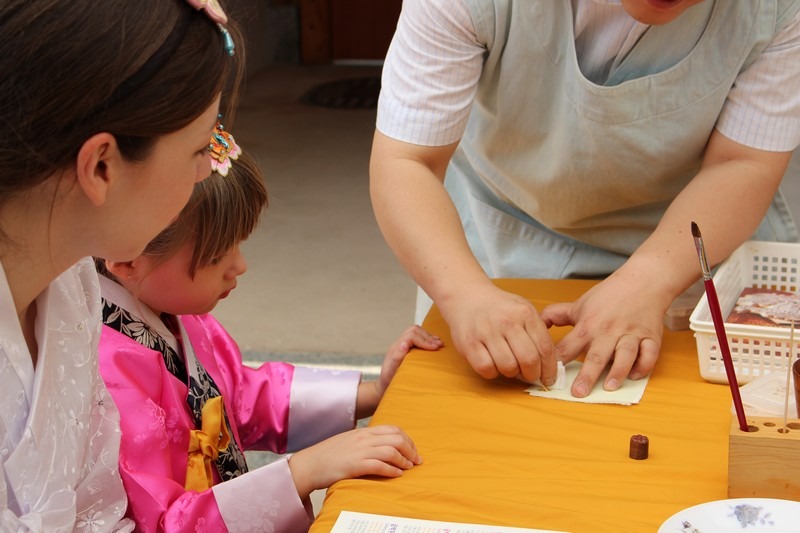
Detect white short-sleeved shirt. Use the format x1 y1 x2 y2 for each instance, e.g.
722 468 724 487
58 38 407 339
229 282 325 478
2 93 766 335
378 0 800 152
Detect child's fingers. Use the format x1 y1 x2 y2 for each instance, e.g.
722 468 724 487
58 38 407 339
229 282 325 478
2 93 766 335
355 443 419 479
360 459 405 478
385 326 443 363
366 425 422 464
403 325 443 348
382 343 410 369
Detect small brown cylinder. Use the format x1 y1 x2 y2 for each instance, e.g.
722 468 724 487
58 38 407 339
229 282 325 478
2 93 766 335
629 434 649 460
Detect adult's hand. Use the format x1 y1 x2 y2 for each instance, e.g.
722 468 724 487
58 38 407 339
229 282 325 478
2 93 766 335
540 269 666 397
540 131 794 398
438 281 557 385
371 133 559 387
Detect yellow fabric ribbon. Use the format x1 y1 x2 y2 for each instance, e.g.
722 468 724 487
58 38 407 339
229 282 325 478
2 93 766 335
185 396 230 492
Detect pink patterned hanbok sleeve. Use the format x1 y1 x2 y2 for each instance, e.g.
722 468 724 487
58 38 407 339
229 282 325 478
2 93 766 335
185 314 362 453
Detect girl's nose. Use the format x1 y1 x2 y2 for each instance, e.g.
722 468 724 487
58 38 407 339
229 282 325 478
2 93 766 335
227 246 247 277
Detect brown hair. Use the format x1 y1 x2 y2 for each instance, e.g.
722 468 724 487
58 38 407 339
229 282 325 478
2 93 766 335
141 150 268 278
0 0 244 203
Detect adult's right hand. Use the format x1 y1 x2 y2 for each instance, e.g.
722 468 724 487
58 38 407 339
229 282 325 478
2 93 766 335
439 282 557 386
370 134 555 385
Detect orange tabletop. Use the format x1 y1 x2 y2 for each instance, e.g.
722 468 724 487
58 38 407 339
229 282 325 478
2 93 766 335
311 279 734 533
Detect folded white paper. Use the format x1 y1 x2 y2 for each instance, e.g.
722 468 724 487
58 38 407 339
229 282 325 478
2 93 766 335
526 361 649 405
530 361 567 390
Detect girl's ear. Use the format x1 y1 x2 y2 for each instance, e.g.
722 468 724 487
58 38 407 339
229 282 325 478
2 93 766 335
75 133 121 206
105 259 139 282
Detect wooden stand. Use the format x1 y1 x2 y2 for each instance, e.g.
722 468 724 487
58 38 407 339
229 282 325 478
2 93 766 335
728 416 800 499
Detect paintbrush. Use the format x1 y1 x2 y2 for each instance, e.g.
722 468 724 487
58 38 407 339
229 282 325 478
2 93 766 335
784 321 795 429
691 222 749 432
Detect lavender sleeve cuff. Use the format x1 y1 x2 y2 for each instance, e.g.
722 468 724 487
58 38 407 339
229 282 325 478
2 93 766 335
213 457 312 533
287 366 361 451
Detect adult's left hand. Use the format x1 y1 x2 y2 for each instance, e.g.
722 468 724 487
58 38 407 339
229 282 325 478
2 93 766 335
539 271 667 397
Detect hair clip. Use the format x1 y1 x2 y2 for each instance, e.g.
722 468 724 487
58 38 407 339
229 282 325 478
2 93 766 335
185 0 227 23
209 117 241 177
185 0 235 56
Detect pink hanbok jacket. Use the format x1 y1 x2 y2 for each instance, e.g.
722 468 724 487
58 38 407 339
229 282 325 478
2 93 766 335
97 278 360 532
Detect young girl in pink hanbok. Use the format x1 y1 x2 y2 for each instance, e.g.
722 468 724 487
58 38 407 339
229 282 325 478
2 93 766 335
96 131 443 532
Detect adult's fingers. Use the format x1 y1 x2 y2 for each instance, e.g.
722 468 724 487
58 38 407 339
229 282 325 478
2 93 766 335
503 328 540 383
539 302 575 328
628 337 660 380
524 311 555 385
479 335 523 379
460 341 503 379
570 335 616 398
601 334 639 391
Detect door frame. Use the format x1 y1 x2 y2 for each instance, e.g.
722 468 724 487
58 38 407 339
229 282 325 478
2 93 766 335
299 0 400 64
299 0 333 64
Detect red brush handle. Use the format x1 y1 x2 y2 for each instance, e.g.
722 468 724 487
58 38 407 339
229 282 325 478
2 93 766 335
704 278 749 432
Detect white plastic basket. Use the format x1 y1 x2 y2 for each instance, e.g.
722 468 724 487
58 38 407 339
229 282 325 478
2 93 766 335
689 240 800 384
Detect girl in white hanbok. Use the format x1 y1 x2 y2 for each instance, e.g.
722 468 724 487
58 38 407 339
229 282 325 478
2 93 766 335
0 1 243 530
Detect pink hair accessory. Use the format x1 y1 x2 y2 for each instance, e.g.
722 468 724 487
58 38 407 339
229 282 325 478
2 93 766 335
185 0 235 55
209 118 241 177
185 0 228 24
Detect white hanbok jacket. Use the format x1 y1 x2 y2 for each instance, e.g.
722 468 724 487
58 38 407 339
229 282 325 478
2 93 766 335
0 258 133 532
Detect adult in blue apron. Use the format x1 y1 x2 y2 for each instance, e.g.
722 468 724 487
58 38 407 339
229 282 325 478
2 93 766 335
370 0 800 396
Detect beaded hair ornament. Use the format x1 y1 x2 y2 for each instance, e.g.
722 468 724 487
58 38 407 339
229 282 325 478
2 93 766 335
209 117 241 177
185 0 235 55
188 1 238 174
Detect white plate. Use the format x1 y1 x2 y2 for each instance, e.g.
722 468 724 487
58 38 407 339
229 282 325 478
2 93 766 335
659 498 800 532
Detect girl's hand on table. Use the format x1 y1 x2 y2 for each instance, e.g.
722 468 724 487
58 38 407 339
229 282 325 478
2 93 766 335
288 425 422 499
376 325 443 396
439 283 557 386
540 272 667 398
357 325 443 419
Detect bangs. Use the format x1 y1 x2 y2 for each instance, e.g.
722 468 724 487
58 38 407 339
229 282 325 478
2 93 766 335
187 151 267 276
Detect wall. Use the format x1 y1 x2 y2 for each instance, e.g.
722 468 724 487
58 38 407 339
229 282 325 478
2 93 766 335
227 1 300 75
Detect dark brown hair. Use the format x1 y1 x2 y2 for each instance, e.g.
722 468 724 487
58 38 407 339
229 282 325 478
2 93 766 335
0 0 245 202
142 150 268 277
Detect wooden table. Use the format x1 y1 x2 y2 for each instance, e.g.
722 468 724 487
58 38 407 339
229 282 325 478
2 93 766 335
311 279 734 532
